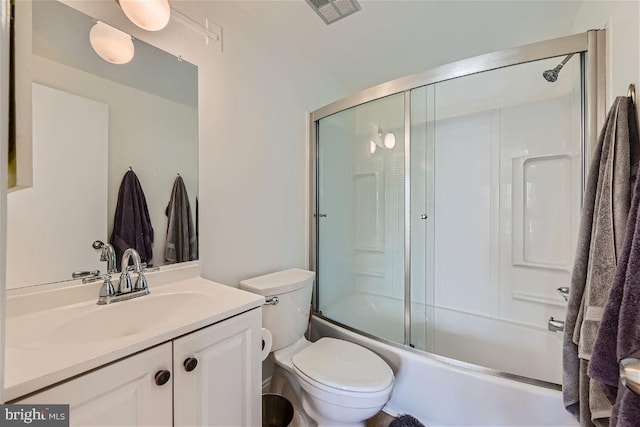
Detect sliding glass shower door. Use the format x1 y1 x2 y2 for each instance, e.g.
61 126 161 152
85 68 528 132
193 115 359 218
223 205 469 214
317 93 406 342
410 56 583 383
313 31 599 385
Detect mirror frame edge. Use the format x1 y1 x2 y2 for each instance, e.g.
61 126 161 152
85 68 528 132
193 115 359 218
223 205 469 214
9 0 33 192
1 0 11 405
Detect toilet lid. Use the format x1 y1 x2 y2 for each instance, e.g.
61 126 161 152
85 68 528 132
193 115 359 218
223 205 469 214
291 338 394 393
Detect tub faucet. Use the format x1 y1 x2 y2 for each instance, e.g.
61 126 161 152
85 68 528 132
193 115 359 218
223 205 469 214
119 248 148 295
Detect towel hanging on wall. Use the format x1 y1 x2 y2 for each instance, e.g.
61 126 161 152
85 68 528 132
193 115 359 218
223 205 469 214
563 96 640 426
110 169 154 267
165 174 197 263
589 94 640 427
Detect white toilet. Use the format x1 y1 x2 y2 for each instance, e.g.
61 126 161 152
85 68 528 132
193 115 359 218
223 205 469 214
240 268 394 427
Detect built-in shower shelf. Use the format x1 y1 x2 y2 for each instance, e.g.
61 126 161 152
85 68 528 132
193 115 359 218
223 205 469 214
511 152 574 273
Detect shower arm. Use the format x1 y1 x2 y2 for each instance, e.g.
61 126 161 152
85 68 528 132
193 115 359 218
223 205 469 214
555 53 574 71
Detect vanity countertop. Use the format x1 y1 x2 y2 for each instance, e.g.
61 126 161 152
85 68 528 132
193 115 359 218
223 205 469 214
3 264 264 401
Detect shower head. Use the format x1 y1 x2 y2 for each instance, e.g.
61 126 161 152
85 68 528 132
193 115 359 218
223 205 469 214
543 53 574 83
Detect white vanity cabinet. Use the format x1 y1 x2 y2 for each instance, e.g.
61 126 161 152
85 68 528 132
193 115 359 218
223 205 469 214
18 342 174 426
15 308 262 427
173 307 262 426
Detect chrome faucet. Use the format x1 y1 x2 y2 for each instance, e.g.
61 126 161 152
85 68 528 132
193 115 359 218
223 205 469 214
119 248 148 295
92 240 117 274
89 240 118 304
90 247 150 305
86 242 151 304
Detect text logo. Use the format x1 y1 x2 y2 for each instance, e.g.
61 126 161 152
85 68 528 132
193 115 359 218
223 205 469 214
1 405 69 426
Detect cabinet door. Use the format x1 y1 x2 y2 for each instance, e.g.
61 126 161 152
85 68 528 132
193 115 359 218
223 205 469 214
173 308 262 427
18 342 172 426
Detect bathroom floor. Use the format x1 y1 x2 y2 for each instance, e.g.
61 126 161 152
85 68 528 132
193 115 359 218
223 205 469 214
367 411 396 427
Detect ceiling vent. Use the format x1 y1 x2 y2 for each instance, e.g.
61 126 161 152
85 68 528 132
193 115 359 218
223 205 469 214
305 0 361 25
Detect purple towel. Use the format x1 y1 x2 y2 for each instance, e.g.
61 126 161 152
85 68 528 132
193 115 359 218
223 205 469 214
589 98 640 426
110 170 154 268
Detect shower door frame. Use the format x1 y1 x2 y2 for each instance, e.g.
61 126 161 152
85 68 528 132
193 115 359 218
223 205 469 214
309 30 606 386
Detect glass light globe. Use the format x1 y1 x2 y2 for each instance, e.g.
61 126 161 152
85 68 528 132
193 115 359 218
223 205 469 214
118 0 171 31
383 132 396 149
370 140 377 154
89 22 135 65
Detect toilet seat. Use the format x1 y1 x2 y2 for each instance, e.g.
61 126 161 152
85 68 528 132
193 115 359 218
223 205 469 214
292 338 394 394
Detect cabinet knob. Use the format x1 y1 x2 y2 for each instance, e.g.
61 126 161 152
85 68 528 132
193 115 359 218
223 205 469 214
154 370 171 386
184 357 198 372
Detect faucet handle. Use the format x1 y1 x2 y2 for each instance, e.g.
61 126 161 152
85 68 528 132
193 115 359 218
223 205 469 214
118 272 133 294
134 272 149 293
97 275 116 305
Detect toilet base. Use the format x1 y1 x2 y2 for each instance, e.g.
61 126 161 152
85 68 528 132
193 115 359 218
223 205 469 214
269 364 315 426
300 389 385 427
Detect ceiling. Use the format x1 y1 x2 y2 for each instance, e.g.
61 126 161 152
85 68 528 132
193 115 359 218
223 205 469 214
233 0 585 94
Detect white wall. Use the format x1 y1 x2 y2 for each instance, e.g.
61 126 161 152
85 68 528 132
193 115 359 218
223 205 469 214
182 2 345 286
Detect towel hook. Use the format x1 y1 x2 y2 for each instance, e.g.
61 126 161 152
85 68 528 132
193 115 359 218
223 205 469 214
176 173 181 177
628 84 636 105
128 166 133 171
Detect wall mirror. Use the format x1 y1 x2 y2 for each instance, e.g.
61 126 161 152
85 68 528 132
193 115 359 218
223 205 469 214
7 0 199 290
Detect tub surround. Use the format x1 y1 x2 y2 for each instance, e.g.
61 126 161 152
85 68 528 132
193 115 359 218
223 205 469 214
4 263 264 401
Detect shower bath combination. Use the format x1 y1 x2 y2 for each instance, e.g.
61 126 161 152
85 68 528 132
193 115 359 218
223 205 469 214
310 33 607 425
543 53 575 82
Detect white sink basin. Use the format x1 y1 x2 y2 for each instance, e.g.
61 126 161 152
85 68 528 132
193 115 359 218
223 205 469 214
49 292 214 345
3 270 266 403
6 290 218 350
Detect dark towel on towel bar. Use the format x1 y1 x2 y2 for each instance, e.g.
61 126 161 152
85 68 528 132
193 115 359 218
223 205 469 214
110 170 154 267
165 175 197 263
590 99 640 426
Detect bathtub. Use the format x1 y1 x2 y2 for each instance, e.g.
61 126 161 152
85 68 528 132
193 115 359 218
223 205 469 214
310 314 578 426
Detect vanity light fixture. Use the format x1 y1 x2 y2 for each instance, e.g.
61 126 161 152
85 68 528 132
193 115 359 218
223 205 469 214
89 21 135 65
369 127 396 155
115 0 171 32
383 132 396 149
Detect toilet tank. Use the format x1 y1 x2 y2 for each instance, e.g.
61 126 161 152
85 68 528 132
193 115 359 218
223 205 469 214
240 269 314 352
